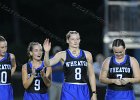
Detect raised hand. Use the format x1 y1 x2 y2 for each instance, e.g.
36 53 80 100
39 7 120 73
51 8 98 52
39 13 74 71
43 38 51 52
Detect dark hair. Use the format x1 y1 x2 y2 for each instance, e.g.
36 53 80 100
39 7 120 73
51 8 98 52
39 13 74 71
66 31 80 40
0 36 6 42
112 39 125 48
27 42 42 61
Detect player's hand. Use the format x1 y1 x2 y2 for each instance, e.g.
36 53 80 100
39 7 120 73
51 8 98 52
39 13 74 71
114 79 122 85
40 68 46 78
32 67 36 77
91 94 97 100
121 78 130 85
43 38 51 52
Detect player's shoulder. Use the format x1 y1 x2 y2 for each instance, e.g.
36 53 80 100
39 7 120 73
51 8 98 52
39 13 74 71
22 63 28 69
82 50 93 60
56 50 66 56
129 56 138 63
60 50 66 54
82 50 92 55
103 57 111 65
9 53 15 59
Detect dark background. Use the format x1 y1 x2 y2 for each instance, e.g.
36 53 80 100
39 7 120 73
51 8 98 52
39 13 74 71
0 0 104 99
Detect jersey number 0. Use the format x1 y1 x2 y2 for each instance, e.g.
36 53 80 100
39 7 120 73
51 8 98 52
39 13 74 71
1 71 7 83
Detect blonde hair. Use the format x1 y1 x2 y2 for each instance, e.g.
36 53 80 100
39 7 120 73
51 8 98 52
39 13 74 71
27 42 42 61
66 31 80 40
0 36 6 42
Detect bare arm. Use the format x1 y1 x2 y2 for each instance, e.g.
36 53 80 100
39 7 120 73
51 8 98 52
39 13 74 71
44 51 63 66
22 64 35 89
85 51 97 100
130 57 140 83
10 53 17 76
99 57 121 85
43 38 63 66
121 57 140 84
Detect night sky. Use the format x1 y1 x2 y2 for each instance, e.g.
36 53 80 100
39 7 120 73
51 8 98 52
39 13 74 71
0 0 104 70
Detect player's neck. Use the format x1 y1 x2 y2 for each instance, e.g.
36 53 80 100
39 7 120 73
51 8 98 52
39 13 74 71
32 60 42 68
69 47 80 52
115 55 126 63
69 48 80 56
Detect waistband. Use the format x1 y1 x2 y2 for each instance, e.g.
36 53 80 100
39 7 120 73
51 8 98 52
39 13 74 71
64 82 87 85
0 83 11 85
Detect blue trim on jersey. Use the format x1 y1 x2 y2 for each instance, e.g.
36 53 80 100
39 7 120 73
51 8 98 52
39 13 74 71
29 62 32 68
60 82 90 100
28 61 44 69
36 62 44 70
24 91 49 100
67 49 82 59
0 85 13 100
82 50 86 58
113 55 128 65
0 52 7 62
105 89 135 100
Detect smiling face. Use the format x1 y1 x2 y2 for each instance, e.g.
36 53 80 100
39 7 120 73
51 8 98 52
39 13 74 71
30 44 43 61
112 39 126 59
113 46 125 59
28 42 43 61
66 31 80 48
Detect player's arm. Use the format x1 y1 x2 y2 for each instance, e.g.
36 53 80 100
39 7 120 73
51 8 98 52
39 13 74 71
44 51 63 67
43 38 63 67
99 57 121 85
41 66 52 87
121 57 140 84
22 64 35 89
10 53 17 76
85 51 97 100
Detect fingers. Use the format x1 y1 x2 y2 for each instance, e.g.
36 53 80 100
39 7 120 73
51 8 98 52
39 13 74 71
32 68 36 76
43 38 51 48
32 68 35 73
121 78 127 85
40 68 46 77
115 79 122 85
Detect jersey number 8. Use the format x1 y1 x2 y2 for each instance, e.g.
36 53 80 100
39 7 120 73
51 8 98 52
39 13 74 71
75 68 81 80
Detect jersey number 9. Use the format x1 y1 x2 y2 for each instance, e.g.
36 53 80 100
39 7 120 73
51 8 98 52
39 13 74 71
34 79 40 91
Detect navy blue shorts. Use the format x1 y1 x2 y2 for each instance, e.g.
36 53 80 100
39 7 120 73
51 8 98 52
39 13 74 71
105 89 135 100
61 82 90 100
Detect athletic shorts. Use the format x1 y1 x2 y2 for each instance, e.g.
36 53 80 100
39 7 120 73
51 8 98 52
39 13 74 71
60 82 90 100
105 89 135 100
0 84 13 100
24 91 49 100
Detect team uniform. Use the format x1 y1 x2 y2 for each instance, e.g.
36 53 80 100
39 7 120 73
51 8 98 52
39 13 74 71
61 49 90 100
24 61 49 100
106 55 135 100
0 53 13 100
